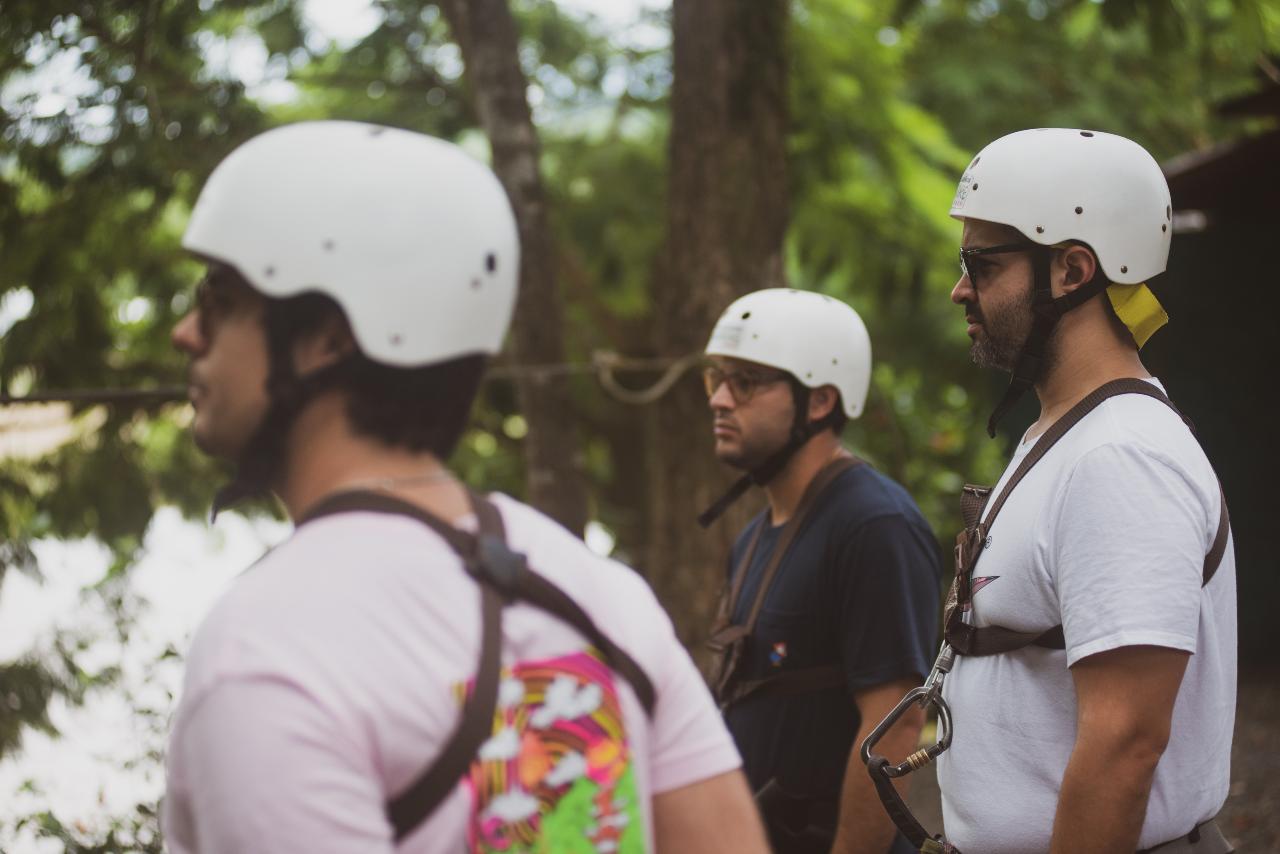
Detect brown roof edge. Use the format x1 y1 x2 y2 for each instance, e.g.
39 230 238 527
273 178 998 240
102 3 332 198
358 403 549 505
1218 83 1280 118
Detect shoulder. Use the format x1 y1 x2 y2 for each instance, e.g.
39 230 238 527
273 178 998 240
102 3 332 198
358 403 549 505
181 513 467 707
489 494 657 599
1059 382 1219 501
488 493 677 648
822 462 936 540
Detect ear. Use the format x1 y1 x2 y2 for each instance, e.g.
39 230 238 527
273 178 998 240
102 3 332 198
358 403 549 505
807 385 839 424
293 312 357 374
1055 244 1099 298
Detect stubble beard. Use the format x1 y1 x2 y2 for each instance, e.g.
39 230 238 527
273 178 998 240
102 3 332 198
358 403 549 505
715 429 788 473
969 285 1034 374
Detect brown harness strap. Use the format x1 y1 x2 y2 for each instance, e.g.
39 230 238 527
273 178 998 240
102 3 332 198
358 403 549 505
298 488 655 841
707 455 860 706
944 379 1231 657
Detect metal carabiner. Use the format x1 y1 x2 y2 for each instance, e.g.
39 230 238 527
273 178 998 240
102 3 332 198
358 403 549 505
860 643 955 775
859 644 962 853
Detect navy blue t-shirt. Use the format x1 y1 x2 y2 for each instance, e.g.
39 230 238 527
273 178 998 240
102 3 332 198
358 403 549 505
723 463 941 843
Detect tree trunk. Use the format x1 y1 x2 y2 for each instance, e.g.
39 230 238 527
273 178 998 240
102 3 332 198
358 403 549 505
644 0 791 651
439 0 589 535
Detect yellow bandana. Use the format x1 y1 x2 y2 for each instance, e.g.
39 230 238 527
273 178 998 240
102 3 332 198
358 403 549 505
1106 283 1168 349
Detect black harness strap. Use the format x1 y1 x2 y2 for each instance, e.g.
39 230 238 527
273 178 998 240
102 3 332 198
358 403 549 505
298 488 655 841
707 456 860 708
984 248 1111 438
945 379 1231 657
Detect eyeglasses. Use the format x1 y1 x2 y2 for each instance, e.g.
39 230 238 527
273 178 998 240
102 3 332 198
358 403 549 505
958 242 1038 288
193 266 259 340
702 365 789 404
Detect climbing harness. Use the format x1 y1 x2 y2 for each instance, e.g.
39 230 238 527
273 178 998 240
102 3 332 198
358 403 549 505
862 379 1232 854
706 456 860 708
298 488 655 842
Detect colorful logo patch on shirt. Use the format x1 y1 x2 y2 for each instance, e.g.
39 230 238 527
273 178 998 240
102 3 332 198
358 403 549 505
460 648 643 854
769 642 788 667
961 576 999 612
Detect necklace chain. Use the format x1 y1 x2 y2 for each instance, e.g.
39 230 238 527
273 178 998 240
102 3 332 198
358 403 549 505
334 468 456 494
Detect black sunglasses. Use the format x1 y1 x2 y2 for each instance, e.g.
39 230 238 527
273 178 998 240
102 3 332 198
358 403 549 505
702 365 789 404
958 242 1039 287
193 266 260 340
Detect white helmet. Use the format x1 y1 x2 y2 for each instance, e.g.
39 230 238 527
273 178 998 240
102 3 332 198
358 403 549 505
704 288 871 418
183 120 519 367
950 128 1171 285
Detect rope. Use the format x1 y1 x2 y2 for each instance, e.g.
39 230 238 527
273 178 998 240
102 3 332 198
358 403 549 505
592 351 704 405
0 351 705 409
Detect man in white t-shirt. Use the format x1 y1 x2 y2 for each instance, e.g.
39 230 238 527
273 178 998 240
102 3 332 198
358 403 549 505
927 129 1237 853
161 121 767 853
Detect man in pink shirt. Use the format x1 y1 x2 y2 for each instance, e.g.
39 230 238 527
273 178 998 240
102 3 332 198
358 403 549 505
162 120 766 853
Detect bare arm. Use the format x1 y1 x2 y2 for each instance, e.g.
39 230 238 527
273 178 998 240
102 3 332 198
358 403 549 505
832 677 925 854
1050 645 1189 854
653 768 770 854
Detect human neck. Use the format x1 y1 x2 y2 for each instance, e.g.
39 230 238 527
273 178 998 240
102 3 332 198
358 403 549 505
274 395 469 523
762 431 847 526
1029 308 1150 441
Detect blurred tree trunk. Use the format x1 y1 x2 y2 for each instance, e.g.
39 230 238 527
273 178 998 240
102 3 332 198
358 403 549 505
440 0 589 535
643 0 791 650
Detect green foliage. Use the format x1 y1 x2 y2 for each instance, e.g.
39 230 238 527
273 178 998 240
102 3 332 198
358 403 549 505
902 0 1276 157
12 794 163 853
2 0 1276 845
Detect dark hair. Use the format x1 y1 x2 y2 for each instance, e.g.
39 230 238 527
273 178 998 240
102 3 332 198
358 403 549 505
788 378 847 437
267 289 486 460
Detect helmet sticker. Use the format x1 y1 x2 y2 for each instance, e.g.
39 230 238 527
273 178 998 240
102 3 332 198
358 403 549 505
952 170 974 210
709 322 744 352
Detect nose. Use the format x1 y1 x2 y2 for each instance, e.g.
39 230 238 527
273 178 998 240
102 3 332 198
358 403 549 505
950 272 975 306
171 310 206 355
708 379 736 412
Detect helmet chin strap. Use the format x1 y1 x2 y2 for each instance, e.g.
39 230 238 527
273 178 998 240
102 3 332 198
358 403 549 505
697 386 836 528
211 305 354 519
985 247 1111 438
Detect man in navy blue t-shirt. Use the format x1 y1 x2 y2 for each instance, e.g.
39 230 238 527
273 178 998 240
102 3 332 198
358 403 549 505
700 289 941 854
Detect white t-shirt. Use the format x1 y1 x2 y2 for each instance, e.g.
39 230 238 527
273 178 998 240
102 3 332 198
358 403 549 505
162 494 741 853
937 380 1236 853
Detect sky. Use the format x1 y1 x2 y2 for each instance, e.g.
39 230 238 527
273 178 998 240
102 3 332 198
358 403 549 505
0 0 652 848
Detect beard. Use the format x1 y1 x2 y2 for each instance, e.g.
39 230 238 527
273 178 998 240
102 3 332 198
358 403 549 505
968 283 1034 373
714 423 792 472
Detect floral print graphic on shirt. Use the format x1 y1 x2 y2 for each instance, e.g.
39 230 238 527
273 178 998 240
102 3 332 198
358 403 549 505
459 648 644 854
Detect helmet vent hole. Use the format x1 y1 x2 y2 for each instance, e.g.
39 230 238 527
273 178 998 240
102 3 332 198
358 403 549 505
323 239 335 251
1162 224 1167 233
971 156 980 168
1036 226 1044 234
486 253 497 273
1080 131 1095 138
471 278 482 290
832 358 838 365
806 372 813 379
1121 266 1128 274
264 266 276 277
1075 206 1084 214
972 183 978 191
741 311 751 319
1166 205 1172 220
369 127 386 137
390 334 402 345
752 333 759 340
